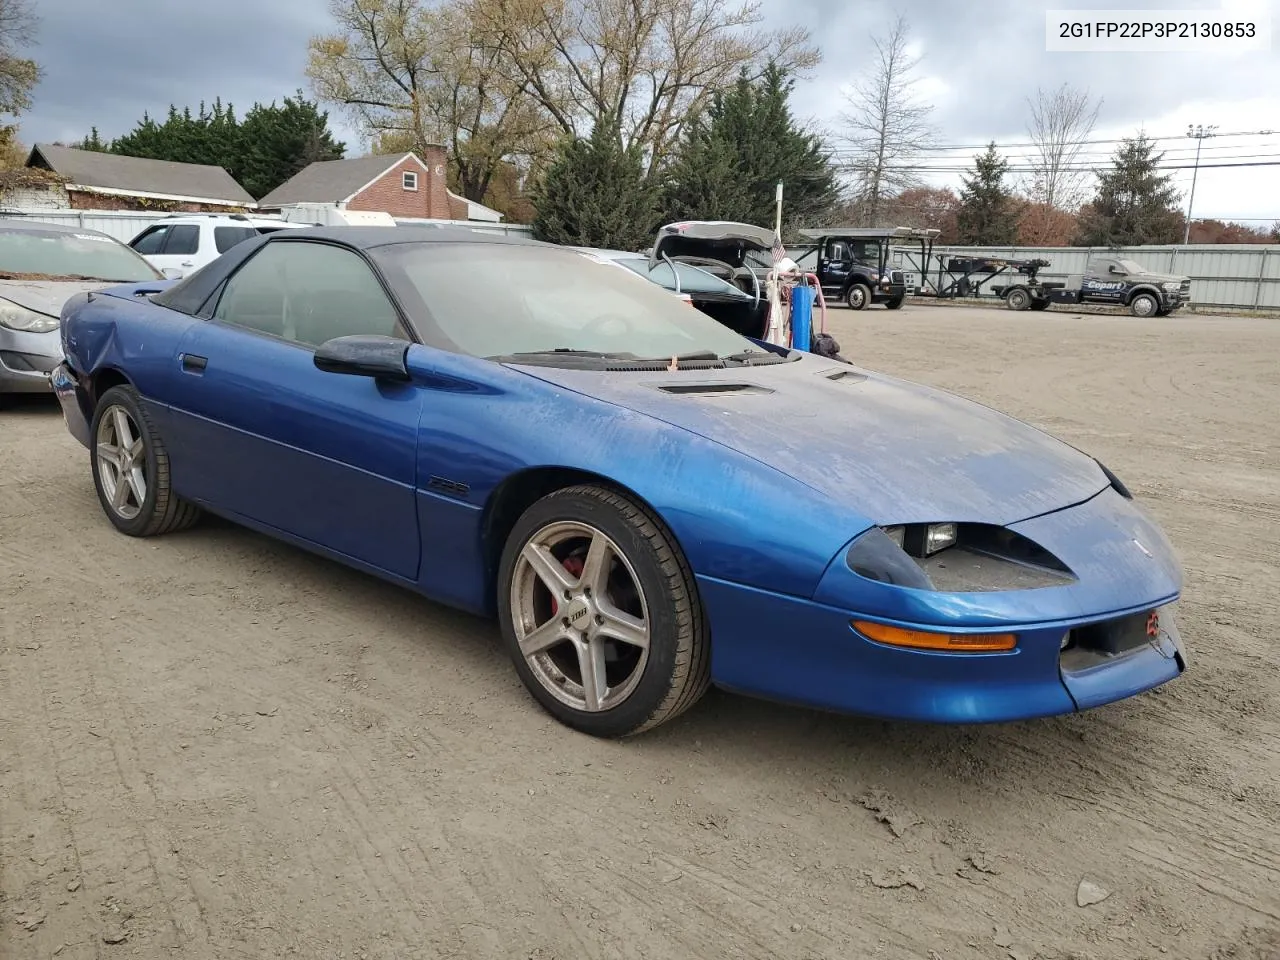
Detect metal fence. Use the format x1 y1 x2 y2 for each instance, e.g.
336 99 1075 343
1 206 1272 311
789 242 1280 312
0 207 536 243
0 208 181 243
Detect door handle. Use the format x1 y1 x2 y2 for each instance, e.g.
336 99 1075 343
180 261 194 267
180 353 207 373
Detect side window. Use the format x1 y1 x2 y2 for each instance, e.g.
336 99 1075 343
827 240 848 261
131 226 169 255
212 241 407 348
163 224 200 256
214 226 258 253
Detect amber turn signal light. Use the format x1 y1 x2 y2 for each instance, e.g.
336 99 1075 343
852 620 1016 652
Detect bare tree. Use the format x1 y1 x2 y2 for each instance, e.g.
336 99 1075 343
467 0 820 176
1024 82 1102 210
308 0 555 204
837 14 935 225
0 0 39 143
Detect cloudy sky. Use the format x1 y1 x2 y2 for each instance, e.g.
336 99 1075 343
20 0 1280 224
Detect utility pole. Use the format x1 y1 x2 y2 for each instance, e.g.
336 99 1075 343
1183 124 1217 244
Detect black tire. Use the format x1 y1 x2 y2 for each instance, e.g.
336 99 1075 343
1029 299 1051 311
884 296 905 310
1130 292 1159 317
845 283 871 311
497 484 710 738
1005 287 1031 311
90 384 202 537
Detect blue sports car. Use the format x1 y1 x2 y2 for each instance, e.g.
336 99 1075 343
50 227 1187 738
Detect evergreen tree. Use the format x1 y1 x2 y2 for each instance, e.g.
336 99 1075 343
77 127 107 152
954 142 1017 245
1074 134 1183 245
663 63 838 236
235 91 345 199
103 93 345 198
530 115 661 250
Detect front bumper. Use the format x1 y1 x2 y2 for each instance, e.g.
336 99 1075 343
0 327 61 394
700 576 1186 723
50 361 92 448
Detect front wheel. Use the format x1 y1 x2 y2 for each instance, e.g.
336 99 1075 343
884 296 905 310
497 485 710 737
846 283 871 310
90 385 202 537
1130 293 1159 317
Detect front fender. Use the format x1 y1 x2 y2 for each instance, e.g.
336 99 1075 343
403 346 874 607
1126 284 1163 305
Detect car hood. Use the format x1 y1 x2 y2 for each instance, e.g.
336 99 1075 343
1131 273 1188 284
514 354 1111 526
0 279 117 316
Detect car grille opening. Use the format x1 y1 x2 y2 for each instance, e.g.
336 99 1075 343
0 350 56 374
1059 608 1158 671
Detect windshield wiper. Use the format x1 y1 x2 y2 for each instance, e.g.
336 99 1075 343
721 349 787 365
503 348 637 358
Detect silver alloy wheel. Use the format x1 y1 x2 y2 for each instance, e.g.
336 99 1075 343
510 520 651 713
848 286 867 309
96 405 147 521
1132 294 1157 317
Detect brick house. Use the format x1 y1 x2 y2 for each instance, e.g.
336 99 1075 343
24 143 255 212
256 148 503 223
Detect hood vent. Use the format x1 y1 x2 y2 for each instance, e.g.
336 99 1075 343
656 382 772 396
826 369 868 384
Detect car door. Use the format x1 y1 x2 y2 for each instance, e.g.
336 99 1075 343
1082 258 1125 304
820 239 850 294
131 223 202 277
163 238 425 580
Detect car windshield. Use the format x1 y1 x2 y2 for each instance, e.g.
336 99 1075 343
612 256 748 297
0 226 162 282
379 241 771 362
1116 259 1146 273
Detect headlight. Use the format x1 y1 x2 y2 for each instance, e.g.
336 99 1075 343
846 522 1076 592
1162 281 1179 291
883 522 957 557
0 300 59 333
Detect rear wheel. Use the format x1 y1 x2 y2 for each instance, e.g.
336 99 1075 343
1005 287 1031 311
90 385 202 537
846 283 871 310
497 484 710 738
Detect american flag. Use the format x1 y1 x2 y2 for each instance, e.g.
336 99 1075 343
770 230 786 269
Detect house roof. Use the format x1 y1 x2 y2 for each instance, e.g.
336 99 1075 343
446 189 504 222
257 154 419 208
28 143 255 206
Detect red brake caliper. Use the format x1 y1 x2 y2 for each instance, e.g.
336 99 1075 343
548 554 586 617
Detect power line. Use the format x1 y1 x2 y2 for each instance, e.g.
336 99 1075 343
851 128 1277 153
831 159 1280 172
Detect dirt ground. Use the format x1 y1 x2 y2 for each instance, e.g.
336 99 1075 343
2 302 1278 960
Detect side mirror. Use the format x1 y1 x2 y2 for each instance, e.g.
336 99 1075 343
314 335 410 381
161 267 183 280
1108 265 1122 274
